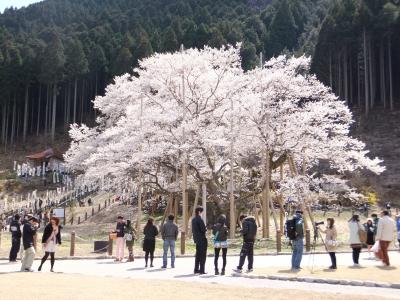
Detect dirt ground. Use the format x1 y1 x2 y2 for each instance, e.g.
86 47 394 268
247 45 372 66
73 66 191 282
254 264 400 283
0 273 393 300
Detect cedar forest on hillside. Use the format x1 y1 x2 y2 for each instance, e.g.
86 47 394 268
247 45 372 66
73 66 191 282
0 0 399 148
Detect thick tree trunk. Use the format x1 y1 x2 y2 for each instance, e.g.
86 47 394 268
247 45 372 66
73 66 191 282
36 84 42 136
22 84 29 143
329 52 333 89
30 91 34 134
357 57 361 107
66 81 71 128
10 95 16 145
73 78 78 124
379 40 386 108
338 53 342 98
1 101 7 144
388 36 393 110
344 47 348 104
51 83 57 143
349 55 353 104
80 80 85 124
368 40 374 109
363 28 369 116
44 84 49 135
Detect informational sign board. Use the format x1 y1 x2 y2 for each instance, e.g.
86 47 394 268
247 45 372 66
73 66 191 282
52 208 65 218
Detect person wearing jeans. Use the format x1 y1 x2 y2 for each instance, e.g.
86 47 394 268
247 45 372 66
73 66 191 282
376 210 395 266
291 211 304 270
161 214 178 268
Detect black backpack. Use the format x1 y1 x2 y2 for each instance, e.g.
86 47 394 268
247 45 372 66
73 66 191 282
285 217 297 240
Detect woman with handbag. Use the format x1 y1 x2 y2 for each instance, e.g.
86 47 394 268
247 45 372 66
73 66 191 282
212 215 229 275
319 217 338 269
143 218 158 267
125 220 136 262
348 214 365 266
38 217 62 272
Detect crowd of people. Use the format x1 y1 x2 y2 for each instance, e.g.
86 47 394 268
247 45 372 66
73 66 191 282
6 204 400 276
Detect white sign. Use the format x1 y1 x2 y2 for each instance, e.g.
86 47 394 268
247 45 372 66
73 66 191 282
53 208 65 218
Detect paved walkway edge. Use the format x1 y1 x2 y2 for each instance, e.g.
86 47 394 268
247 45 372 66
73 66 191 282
231 272 400 289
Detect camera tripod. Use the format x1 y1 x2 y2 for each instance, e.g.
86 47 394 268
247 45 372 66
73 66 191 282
308 225 327 273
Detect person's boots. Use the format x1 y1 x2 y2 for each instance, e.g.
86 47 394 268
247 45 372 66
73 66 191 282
150 259 154 268
145 258 148 268
38 264 42 272
221 268 225 275
215 268 219 275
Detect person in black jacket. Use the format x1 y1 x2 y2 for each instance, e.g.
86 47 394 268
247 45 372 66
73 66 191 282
143 218 158 267
38 217 62 272
21 216 39 272
192 206 207 274
9 214 21 262
233 215 257 273
113 216 126 262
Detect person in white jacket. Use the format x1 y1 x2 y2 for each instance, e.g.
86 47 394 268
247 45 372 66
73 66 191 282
376 210 395 266
348 215 364 266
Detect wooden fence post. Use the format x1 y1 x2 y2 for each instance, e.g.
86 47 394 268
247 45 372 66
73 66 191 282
70 231 76 256
276 229 282 253
180 232 186 255
108 235 113 256
305 229 311 252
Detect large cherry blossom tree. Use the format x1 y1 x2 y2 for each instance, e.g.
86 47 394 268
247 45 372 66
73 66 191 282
64 45 384 229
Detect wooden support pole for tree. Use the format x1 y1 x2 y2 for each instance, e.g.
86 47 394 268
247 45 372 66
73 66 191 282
161 195 173 227
92 207 95 216
276 229 282 253
136 169 143 238
98 203 101 212
78 216 81 225
305 229 311 252
202 182 207 226
108 235 113 256
262 149 271 238
180 231 186 255
188 185 201 239
174 196 178 222
70 231 76 256
85 212 88 221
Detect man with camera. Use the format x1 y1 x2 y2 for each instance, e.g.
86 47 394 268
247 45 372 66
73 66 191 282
291 210 304 271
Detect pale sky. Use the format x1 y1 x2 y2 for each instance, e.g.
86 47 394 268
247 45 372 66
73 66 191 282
0 0 43 12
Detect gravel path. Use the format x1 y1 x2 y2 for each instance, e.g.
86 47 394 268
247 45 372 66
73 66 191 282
2 251 400 298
